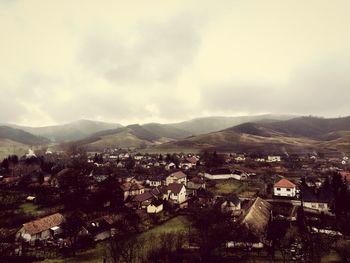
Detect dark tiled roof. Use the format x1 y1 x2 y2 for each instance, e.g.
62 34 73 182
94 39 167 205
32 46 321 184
150 199 163 207
241 197 271 237
132 192 154 203
120 182 144 191
167 183 185 194
210 168 231 175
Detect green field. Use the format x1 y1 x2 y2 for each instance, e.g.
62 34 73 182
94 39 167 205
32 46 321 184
19 203 46 216
42 216 189 263
208 179 243 195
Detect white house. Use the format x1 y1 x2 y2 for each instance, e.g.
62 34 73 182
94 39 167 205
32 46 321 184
273 178 296 197
204 169 233 180
234 156 246 162
232 170 249 181
165 162 176 170
302 187 332 214
120 182 145 201
147 176 163 187
147 199 164 214
168 183 187 204
267 156 281 162
16 213 64 242
166 171 187 185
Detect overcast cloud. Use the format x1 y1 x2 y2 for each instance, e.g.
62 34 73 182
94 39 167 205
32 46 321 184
1 0 350 126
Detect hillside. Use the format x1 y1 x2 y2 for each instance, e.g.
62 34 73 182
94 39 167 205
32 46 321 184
62 124 175 151
7 120 122 142
0 126 49 145
153 116 350 154
170 114 296 135
230 116 350 140
141 123 192 139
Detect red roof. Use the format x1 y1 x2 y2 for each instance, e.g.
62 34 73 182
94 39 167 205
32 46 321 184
274 178 296 188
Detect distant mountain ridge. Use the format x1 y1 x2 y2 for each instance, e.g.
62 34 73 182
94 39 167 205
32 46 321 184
170 114 297 135
154 116 350 154
230 116 350 140
61 115 295 150
5 119 123 142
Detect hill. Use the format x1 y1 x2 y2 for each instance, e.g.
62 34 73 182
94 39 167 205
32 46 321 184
141 123 192 139
0 126 49 145
230 116 350 140
153 116 350 154
170 114 296 135
62 124 176 151
7 120 122 142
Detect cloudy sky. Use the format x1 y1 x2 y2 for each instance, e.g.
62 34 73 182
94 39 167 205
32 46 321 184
1 0 350 126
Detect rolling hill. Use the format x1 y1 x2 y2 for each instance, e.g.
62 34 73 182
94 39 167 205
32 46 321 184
0 126 50 145
153 116 350 154
0 126 50 159
61 124 180 151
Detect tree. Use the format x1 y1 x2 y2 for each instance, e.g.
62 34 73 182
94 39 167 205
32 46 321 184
188 207 234 261
201 151 224 168
90 176 123 210
58 170 90 210
108 212 142 263
62 211 84 256
145 232 189 263
66 144 89 172
125 156 135 171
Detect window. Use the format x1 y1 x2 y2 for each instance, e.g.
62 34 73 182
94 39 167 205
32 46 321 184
276 188 281 191
286 188 291 191
318 204 325 209
311 204 316 208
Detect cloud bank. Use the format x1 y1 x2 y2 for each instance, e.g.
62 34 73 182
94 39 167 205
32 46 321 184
1 0 350 126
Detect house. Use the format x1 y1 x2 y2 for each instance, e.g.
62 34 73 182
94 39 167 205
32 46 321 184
132 191 155 209
301 186 332 214
167 183 187 204
234 155 246 162
146 175 164 187
218 194 241 214
165 162 176 170
179 156 198 169
195 188 214 207
120 182 145 201
26 196 36 202
273 178 297 197
150 186 170 201
82 218 112 241
232 170 249 181
16 213 64 242
51 168 74 188
267 156 281 162
227 197 272 249
187 176 206 190
147 199 164 214
204 168 234 180
166 171 187 185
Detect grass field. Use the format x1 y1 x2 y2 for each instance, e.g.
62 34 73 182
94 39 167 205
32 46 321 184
42 216 190 263
208 179 243 195
19 203 46 216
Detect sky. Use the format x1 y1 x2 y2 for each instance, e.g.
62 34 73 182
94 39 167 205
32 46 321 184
1 0 350 126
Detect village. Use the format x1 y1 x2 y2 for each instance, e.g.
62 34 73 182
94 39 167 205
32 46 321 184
1 148 350 262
